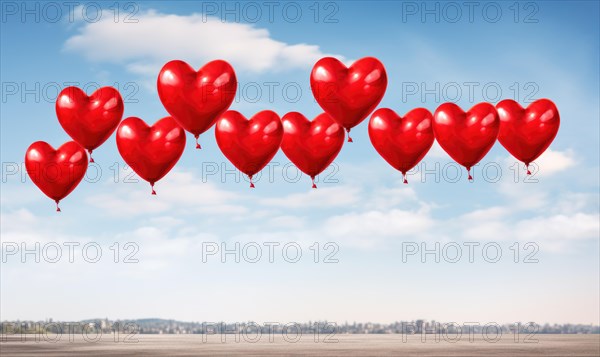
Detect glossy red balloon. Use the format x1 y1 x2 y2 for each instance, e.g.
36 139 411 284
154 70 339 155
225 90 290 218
310 57 387 142
157 60 237 149
215 110 283 187
281 112 345 188
369 108 434 184
433 102 500 180
56 86 124 162
497 99 560 174
116 116 186 194
25 141 88 211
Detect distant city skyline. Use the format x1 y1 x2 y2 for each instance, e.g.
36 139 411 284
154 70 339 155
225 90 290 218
3 318 598 336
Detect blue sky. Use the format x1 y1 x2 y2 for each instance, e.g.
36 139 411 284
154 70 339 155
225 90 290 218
1 1 599 325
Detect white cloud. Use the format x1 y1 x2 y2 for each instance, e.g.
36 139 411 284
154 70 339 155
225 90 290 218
323 208 435 248
267 215 306 229
112 225 217 272
0 209 91 244
502 149 575 178
426 141 448 159
494 148 578 210
363 186 422 211
514 213 599 251
496 179 549 211
530 148 576 176
86 169 246 216
454 198 599 251
468 212 598 252
259 185 361 208
64 9 344 77
551 192 599 216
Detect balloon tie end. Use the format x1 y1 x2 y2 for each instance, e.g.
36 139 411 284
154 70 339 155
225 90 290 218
88 150 94 163
249 176 255 188
402 173 408 184
526 164 531 175
151 183 156 195
346 128 353 142
55 200 61 212
311 177 317 189
195 135 201 149
467 168 473 181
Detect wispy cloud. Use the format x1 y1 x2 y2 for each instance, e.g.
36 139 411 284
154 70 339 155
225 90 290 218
85 170 246 216
63 9 344 79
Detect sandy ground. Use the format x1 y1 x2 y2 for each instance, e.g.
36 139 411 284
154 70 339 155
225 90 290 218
1 333 599 356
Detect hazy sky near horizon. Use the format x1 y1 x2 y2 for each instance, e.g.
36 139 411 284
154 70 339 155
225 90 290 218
1 1 599 325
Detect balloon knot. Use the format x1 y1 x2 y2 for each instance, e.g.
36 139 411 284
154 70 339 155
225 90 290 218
89 157 95 163
249 175 255 188
346 128 353 142
88 150 94 163
311 176 317 189
467 168 473 181
151 183 156 195
55 200 61 212
402 173 408 184
526 164 531 175
195 135 201 149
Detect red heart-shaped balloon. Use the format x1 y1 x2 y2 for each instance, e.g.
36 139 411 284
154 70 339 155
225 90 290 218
25 141 88 211
433 102 499 180
215 110 283 187
497 99 560 174
157 60 237 149
310 57 387 142
116 116 186 194
281 112 345 188
368 108 434 184
56 86 124 162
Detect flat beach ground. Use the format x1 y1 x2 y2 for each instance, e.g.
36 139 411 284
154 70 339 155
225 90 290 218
1 334 599 356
